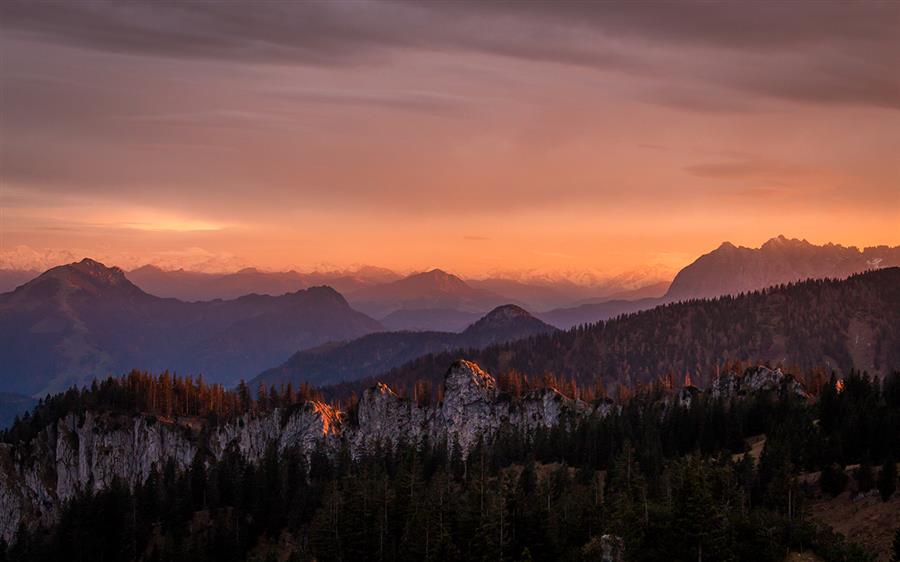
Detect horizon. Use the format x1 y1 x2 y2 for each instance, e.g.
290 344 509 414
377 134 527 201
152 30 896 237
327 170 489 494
2 233 898 282
2 2 899 277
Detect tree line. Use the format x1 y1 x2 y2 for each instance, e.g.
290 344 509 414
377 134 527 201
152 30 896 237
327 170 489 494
2 368 898 561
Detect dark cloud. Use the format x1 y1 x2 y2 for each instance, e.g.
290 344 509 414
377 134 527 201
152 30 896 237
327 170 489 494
4 1 896 109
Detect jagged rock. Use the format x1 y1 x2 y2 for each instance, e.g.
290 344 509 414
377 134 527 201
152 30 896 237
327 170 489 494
0 359 605 542
711 366 807 400
351 383 425 454
439 360 501 452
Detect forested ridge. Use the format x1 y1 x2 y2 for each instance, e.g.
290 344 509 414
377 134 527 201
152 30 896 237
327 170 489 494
326 268 900 401
1 368 899 561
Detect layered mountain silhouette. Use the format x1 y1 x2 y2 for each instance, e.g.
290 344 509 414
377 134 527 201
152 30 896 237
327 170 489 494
379 308 483 332
539 236 900 328
346 269 510 318
665 235 900 300
0 259 383 395
127 264 400 301
326 267 900 400
252 305 556 389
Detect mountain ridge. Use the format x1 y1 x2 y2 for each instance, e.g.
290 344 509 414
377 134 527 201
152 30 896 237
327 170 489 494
665 235 900 300
0 259 383 395
325 267 900 400
251 304 556 389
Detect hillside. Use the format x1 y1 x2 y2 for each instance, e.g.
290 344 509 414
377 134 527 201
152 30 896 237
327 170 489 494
252 304 556 388
0 259 383 394
328 268 900 399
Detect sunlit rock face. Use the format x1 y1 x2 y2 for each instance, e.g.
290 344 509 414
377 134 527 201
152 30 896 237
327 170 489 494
0 359 600 541
348 361 593 457
351 382 427 454
437 360 502 452
711 366 807 400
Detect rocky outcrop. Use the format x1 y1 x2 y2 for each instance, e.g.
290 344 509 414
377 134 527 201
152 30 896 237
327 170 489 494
711 366 807 399
0 360 813 541
351 361 596 456
0 360 598 541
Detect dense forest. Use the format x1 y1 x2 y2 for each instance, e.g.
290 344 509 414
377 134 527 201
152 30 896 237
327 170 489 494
2 369 898 561
326 269 900 401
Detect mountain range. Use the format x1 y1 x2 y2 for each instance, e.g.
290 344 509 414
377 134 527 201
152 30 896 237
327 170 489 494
665 235 900 300
324 267 900 400
2 236 898 400
125 264 401 302
539 236 900 329
252 304 555 389
0 259 383 395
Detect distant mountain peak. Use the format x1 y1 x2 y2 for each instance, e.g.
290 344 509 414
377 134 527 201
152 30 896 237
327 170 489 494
462 303 555 339
666 237 900 300
481 304 532 321
52 258 137 289
300 284 349 303
33 258 143 297
413 269 465 286
761 235 812 250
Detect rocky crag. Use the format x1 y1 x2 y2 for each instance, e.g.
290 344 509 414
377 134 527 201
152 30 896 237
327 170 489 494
0 361 804 541
0 361 598 541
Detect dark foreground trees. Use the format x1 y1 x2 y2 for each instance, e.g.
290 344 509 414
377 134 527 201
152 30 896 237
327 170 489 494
6 370 897 562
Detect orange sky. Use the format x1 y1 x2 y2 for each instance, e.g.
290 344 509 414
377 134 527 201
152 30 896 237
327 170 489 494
1 2 898 277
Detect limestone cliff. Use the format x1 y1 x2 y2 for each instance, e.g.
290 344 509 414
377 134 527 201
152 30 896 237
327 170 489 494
0 360 597 541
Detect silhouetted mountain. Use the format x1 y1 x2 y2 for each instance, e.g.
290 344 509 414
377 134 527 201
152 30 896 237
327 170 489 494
252 304 556 388
347 268 508 316
380 308 482 332
538 237 900 328
328 268 900 399
665 235 900 300
127 264 400 301
461 304 558 344
0 259 383 395
127 265 307 301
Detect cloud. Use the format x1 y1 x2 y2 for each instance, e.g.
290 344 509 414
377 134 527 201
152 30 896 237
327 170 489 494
2 1 896 109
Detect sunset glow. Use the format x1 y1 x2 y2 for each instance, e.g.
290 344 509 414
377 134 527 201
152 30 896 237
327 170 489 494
1 2 898 276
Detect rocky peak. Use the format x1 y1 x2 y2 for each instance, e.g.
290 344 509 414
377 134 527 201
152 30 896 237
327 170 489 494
443 360 497 401
761 235 812 251
25 258 144 298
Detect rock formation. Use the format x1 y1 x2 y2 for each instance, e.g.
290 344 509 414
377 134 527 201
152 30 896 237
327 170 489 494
0 361 808 541
0 360 596 541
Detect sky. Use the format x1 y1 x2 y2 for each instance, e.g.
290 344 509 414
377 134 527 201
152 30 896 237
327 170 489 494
1 1 898 278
